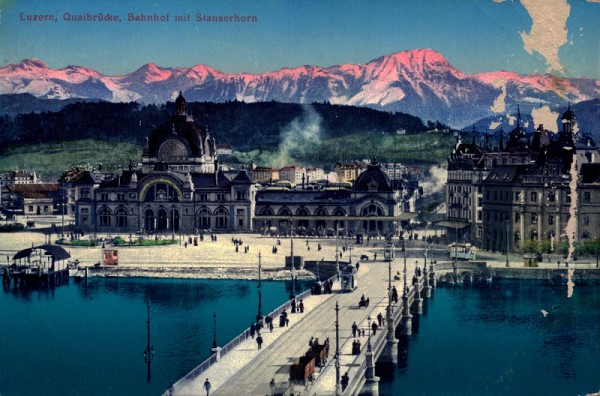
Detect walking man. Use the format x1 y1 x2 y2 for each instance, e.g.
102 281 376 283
203 378 211 396
256 333 263 350
352 321 358 337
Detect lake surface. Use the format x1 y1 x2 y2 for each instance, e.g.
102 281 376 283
1 277 598 395
379 279 600 396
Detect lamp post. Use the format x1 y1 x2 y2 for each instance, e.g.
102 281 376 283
143 300 154 383
335 301 342 396
505 219 510 267
212 313 217 349
290 217 295 298
367 315 372 352
335 224 340 275
257 252 262 323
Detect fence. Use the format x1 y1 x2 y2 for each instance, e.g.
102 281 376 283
166 273 338 395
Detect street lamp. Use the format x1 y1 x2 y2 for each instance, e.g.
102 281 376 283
367 315 372 352
212 313 217 350
257 252 262 323
143 300 155 383
505 219 510 267
335 224 340 276
335 301 342 396
290 217 295 298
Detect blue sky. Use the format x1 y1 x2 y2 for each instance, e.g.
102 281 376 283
1 0 598 78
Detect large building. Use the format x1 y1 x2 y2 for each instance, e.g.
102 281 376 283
254 160 412 236
70 94 419 236
446 107 600 252
72 93 255 234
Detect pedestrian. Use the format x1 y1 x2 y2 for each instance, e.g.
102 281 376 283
352 321 358 337
299 299 304 313
374 253 377 260
270 378 276 392
377 312 383 326
341 372 349 391
291 299 296 313
203 378 211 396
356 262 360 270
309 336 314 347
372 321 378 335
256 333 263 350
250 323 256 339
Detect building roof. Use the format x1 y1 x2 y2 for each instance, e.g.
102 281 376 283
354 161 393 192
5 183 59 198
13 244 71 261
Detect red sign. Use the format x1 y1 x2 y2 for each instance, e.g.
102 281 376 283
102 249 118 266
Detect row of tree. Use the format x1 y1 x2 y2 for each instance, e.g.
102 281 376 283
0 98 435 155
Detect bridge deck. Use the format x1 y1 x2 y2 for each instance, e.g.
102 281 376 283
172 259 418 396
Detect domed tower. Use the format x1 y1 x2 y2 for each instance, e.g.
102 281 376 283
507 106 529 152
142 92 216 174
560 103 576 137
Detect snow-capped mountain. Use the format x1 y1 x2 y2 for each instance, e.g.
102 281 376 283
0 49 597 128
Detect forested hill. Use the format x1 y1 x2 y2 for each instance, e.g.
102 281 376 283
0 97 437 154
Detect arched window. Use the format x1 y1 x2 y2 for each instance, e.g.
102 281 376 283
530 230 538 241
157 208 168 230
198 207 211 229
98 207 111 227
361 204 384 232
171 208 180 231
144 209 154 231
278 207 292 216
215 207 229 228
582 232 591 239
260 207 274 216
296 207 310 229
115 207 128 228
333 207 346 231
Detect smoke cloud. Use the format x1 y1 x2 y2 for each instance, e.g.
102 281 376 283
421 164 447 195
271 105 322 168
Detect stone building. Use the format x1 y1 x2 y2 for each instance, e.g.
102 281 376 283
254 161 412 236
446 107 600 252
73 93 255 234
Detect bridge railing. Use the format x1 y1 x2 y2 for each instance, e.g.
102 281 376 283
166 273 338 395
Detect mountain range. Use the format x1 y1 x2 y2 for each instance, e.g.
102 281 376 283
0 49 598 128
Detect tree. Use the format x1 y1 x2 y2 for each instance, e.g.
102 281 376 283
583 238 600 267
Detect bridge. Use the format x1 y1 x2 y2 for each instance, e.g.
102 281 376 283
165 247 435 396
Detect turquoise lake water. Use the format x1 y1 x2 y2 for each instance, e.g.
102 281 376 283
1 277 598 395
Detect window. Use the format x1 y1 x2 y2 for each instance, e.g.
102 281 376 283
98 207 111 226
115 208 128 227
236 190 246 200
101 193 109 201
584 216 590 226
81 208 89 214
515 191 522 202
548 215 554 226
198 207 211 229
81 189 90 199
217 193 226 202
117 193 125 201
28 205 33 212
215 207 229 228
531 214 537 224
477 210 482 221
237 209 245 227
583 192 591 203
530 192 537 202
548 192 556 202
515 212 520 223
199 193 208 202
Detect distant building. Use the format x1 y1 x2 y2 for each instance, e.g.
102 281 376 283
1 183 60 216
216 144 233 155
445 107 600 251
305 167 325 182
1 170 37 187
334 161 367 183
279 165 306 185
249 164 280 184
